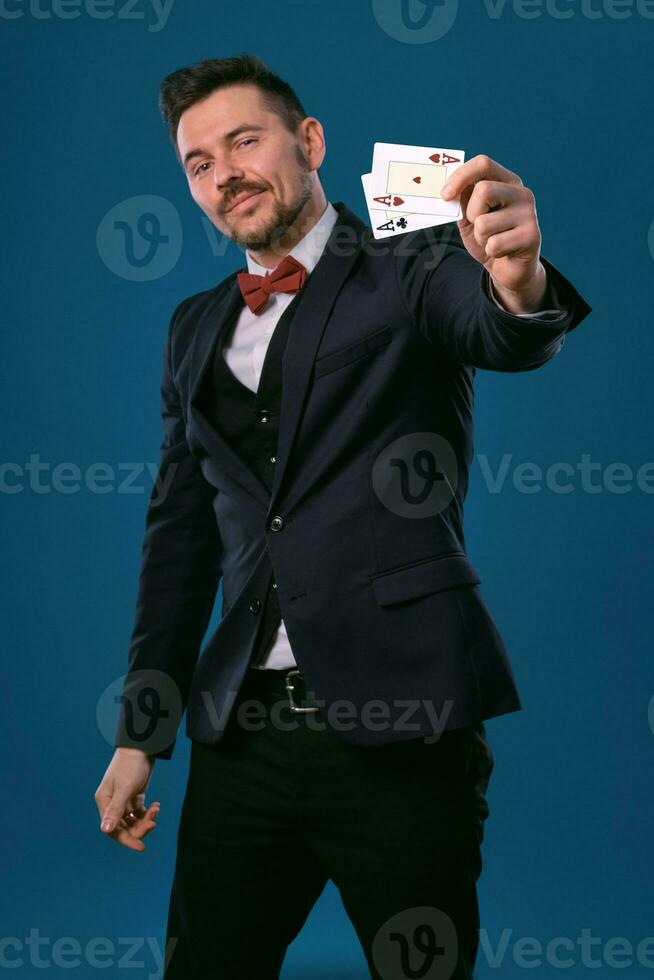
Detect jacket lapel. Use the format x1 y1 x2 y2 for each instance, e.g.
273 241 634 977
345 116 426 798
186 201 368 514
187 277 272 508
268 203 366 515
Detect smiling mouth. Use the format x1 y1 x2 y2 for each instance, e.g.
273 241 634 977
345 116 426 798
227 190 266 214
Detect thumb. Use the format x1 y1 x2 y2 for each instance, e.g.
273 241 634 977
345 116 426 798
101 791 130 833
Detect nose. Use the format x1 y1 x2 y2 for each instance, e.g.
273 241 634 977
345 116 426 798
213 159 245 193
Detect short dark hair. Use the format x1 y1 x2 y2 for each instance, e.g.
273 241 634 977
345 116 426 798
159 54 309 161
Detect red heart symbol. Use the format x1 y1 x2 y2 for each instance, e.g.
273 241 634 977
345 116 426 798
413 176 421 184
393 196 404 206
430 153 441 163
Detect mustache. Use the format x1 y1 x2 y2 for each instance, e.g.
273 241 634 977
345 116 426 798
221 186 268 214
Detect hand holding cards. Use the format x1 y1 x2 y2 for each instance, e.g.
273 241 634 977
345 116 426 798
361 142 466 240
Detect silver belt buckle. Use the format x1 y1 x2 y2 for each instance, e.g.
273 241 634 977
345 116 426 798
284 669 319 713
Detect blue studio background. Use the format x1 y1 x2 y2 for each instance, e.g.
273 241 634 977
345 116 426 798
2 1 652 977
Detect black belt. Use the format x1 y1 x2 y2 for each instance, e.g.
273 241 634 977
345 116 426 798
245 667 320 714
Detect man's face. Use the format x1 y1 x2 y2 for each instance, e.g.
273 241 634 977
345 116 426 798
176 84 318 252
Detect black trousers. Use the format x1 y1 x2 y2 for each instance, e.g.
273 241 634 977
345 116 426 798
163 667 495 979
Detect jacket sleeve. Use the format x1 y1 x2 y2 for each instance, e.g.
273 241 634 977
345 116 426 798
113 299 223 761
394 222 592 371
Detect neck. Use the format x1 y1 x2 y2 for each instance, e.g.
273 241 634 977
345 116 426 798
247 188 329 269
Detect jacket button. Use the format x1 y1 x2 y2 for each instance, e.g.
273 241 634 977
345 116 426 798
269 516 285 532
248 598 262 614
259 409 270 423
272 581 277 589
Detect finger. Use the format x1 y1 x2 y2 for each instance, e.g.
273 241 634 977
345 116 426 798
125 808 160 844
107 809 160 849
130 801 160 828
129 817 158 841
442 154 522 202
124 801 147 821
106 803 159 850
456 183 476 229
471 206 522 250
94 788 112 822
100 792 132 834
95 766 157 838
465 182 524 225
132 802 160 831
107 825 148 852
122 800 158 836
484 226 536 259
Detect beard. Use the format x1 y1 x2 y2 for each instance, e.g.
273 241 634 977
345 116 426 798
217 147 314 253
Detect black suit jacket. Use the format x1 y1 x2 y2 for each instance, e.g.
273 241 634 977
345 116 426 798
114 201 592 759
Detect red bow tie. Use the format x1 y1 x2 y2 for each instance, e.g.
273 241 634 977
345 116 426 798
237 255 308 316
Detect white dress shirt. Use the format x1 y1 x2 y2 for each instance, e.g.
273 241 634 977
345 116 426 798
222 201 564 669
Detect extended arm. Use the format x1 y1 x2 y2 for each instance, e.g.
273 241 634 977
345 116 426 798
395 153 591 370
395 210 591 371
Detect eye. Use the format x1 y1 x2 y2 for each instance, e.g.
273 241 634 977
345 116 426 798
193 161 212 178
237 138 258 149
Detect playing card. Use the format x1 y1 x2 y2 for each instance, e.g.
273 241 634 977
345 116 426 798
372 142 465 183
361 173 455 240
367 142 465 217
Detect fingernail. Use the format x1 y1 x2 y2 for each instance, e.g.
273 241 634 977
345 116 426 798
101 818 114 832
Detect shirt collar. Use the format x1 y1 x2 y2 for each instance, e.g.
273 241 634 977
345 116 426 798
245 201 339 276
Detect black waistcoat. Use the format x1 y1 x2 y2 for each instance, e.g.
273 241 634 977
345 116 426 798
205 291 304 667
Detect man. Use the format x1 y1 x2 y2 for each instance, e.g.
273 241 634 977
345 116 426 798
94 55 591 979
